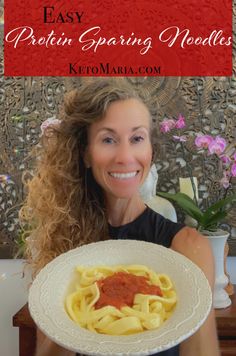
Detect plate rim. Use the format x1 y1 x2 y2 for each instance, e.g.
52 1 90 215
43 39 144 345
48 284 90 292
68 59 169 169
28 239 212 356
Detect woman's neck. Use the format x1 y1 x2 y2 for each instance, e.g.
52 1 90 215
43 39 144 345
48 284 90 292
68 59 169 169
106 194 146 227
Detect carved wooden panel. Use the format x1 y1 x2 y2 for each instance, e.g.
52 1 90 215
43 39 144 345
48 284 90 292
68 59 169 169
0 3 235 257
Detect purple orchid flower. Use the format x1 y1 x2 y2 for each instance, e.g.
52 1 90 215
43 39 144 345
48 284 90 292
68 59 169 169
40 118 61 136
195 134 214 149
220 155 231 165
231 162 236 177
220 172 230 188
175 114 186 129
173 135 187 142
208 136 227 156
160 119 176 133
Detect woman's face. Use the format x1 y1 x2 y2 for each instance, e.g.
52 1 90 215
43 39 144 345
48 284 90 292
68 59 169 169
86 98 153 201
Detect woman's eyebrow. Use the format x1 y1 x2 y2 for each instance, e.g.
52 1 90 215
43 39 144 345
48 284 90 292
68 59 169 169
97 128 116 133
132 126 148 131
97 126 148 133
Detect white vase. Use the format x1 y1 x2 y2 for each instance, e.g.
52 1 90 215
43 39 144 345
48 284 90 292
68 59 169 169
203 229 231 309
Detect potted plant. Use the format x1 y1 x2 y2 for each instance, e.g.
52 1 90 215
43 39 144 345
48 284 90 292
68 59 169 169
157 114 236 308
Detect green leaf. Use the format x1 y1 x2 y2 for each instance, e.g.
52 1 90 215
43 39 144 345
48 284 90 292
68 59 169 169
199 194 236 230
201 210 227 230
157 192 203 223
204 194 236 217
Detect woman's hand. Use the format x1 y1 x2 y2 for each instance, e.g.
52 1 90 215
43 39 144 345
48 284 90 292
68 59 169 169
171 227 220 356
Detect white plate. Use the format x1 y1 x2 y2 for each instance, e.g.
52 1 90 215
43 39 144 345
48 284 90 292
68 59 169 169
29 239 212 356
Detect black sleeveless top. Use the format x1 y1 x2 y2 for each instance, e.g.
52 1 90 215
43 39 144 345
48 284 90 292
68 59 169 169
108 206 184 248
77 207 185 356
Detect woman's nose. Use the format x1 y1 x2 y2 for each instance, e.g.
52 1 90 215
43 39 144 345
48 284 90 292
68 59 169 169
115 142 135 165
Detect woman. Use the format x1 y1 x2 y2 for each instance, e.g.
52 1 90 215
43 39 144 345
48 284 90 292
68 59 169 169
20 78 220 356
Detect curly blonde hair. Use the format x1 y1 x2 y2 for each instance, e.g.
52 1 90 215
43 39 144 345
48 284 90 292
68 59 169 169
20 78 153 276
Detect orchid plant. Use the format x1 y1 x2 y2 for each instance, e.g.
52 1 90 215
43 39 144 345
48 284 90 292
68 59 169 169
157 114 236 232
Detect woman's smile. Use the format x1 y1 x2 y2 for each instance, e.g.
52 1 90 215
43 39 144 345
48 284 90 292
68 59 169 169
108 171 139 179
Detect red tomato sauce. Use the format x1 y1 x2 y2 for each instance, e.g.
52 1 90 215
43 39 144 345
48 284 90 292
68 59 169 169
95 271 163 310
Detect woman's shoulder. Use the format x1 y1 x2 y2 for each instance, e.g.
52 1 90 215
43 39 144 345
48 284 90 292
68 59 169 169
171 226 211 252
171 227 215 288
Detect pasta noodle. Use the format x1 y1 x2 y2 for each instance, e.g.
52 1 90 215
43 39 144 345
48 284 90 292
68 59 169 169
65 264 177 335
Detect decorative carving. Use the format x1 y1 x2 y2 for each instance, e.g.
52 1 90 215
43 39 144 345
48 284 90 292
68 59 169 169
0 18 235 257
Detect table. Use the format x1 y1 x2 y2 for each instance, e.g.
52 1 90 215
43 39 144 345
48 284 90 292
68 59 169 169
215 286 236 355
13 286 236 356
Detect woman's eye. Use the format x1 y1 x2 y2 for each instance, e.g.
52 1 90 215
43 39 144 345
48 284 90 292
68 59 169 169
131 135 144 143
102 137 115 144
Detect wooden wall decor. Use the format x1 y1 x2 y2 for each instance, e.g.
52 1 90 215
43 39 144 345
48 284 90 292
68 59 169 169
0 5 235 257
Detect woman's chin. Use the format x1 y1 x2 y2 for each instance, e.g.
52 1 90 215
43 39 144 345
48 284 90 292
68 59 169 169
114 188 142 201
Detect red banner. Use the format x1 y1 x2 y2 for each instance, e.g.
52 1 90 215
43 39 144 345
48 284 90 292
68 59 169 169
4 0 232 76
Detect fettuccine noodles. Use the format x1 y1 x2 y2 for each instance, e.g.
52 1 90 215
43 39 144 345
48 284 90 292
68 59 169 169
65 264 177 335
